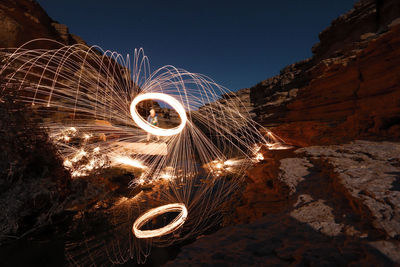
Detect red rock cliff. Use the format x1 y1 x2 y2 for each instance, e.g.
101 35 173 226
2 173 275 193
247 0 400 147
0 0 86 48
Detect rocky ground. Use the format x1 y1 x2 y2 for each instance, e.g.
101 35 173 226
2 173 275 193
167 141 400 265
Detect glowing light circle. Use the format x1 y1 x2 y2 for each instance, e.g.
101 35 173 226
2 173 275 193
133 203 188 239
130 93 187 136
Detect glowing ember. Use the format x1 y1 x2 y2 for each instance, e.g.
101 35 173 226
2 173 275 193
63 159 72 168
111 156 147 170
255 153 264 161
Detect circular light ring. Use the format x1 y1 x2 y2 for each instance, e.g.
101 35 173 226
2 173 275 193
130 93 187 136
133 203 188 239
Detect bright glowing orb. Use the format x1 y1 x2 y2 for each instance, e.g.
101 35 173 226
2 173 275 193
130 93 187 136
132 203 188 239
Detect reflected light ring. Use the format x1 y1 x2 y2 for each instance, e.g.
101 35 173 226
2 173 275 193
133 203 188 239
130 93 187 136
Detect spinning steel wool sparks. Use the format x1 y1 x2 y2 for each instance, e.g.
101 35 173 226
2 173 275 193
0 39 288 265
130 92 187 136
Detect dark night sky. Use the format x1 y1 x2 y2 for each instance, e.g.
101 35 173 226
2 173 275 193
37 0 356 91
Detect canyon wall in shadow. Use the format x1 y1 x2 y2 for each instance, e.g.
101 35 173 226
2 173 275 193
0 0 86 48
222 0 400 147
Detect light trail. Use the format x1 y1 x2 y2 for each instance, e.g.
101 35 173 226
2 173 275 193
132 203 188 239
111 155 147 169
130 92 187 136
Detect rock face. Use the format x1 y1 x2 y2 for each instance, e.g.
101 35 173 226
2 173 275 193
269 21 400 146
168 141 400 265
226 0 400 147
0 0 86 48
297 141 400 239
312 0 400 61
0 98 71 245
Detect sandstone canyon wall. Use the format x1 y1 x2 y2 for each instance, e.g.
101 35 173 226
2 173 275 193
226 0 400 147
0 0 86 48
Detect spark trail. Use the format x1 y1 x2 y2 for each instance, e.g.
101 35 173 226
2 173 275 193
0 39 288 265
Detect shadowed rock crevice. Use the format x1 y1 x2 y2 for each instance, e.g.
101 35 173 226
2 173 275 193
166 214 394 266
233 149 296 224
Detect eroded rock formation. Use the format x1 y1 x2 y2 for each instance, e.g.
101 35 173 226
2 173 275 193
0 0 86 48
